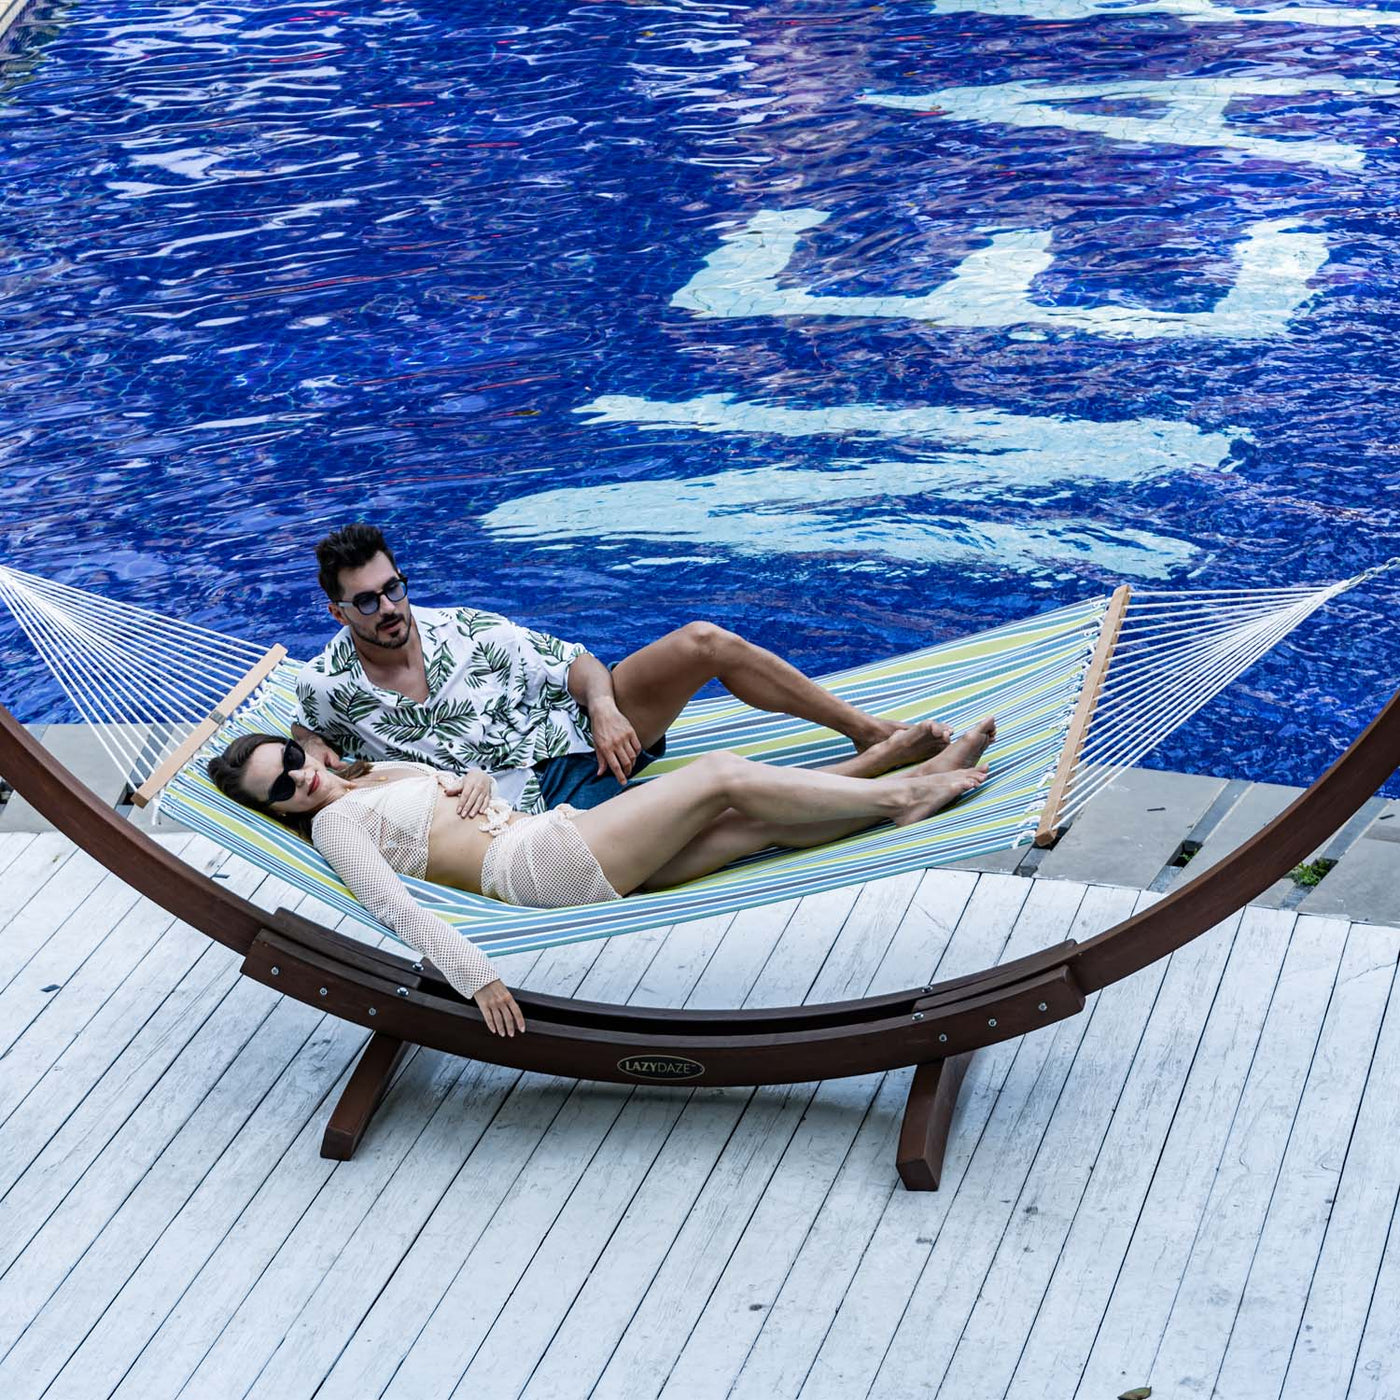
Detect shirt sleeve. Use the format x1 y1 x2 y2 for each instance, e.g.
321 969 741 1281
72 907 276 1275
518 625 587 696
312 806 501 1000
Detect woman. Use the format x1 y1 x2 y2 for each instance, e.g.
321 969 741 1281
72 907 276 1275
208 719 995 1038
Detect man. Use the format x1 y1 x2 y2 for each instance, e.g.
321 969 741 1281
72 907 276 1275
293 523 952 815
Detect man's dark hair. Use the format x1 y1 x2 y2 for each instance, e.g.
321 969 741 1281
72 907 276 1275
315 523 398 601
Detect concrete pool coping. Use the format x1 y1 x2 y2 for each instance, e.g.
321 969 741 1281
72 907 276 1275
3 719 1398 926
0 0 37 48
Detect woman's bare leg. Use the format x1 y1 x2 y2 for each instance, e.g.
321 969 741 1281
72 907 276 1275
569 750 989 896
638 718 999 889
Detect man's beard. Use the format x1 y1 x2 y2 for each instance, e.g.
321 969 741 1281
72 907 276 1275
355 613 411 650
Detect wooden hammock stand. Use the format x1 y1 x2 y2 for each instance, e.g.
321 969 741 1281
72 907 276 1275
2 692 1398 1190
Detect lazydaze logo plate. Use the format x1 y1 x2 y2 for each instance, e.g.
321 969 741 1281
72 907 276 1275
617 1054 706 1081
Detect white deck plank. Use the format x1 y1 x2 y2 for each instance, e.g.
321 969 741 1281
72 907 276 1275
157 936 611 1400
255 917 700 1400
932 890 1178 1400
294 926 680 1400
651 871 943 1400
1344 1190 1400 1400
1070 904 1302 1400
369 906 793 1400
1136 914 1353 1397
0 832 38 876
1281 927 1400 1399
0 990 337 1398
308 913 736 1400
0 837 110 989
1213 922 1399 1399
658 869 983 1400
0 835 218 1123
864 884 1143 1400
800 873 1080 1400
0 856 291 1246
0 835 195 1058
510 890 868 1400
1002 906 1244 1400
452 906 790 1400
0 881 330 1386
593 872 1033 1400
720 868 1012 1400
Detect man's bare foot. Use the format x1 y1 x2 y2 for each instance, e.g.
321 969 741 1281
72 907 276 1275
852 720 950 776
912 717 997 775
853 717 953 756
893 766 989 826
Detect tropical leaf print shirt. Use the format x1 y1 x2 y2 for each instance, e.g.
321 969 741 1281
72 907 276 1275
294 606 594 813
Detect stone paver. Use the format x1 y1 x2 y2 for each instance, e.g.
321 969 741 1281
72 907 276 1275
1299 799 1400 924
1033 768 1227 889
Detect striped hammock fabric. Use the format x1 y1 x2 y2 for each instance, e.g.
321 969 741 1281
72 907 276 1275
5 559 1390 967
158 597 1111 960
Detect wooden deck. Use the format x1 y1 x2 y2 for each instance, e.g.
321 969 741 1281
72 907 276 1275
0 829 1397 1400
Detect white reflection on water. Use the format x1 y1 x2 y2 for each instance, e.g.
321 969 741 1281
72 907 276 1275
926 0 1400 27
864 76 1400 172
673 209 1329 340
481 391 1240 576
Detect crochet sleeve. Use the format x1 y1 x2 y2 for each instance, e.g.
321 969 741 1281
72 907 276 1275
311 806 501 999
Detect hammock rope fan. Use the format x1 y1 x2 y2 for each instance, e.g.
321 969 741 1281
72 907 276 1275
1 560 1397 1187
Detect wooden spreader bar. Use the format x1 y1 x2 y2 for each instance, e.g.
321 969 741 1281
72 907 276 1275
1035 583 1132 847
129 643 287 807
3 688 1399 1190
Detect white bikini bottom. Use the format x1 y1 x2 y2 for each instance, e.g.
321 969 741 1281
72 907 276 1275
479 805 622 908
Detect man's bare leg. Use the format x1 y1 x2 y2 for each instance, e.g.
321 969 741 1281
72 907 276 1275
610 622 949 754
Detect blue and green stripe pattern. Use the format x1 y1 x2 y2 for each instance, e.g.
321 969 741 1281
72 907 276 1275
160 597 1108 959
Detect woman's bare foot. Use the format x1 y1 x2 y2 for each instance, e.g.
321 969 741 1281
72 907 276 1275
913 717 997 775
852 720 950 776
893 766 989 826
853 716 953 754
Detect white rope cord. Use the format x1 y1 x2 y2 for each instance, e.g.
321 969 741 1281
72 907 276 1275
12 585 231 722
0 576 263 697
1080 599 1323 772
1071 617 1300 795
0 565 273 788
0 565 272 655
1056 582 1344 823
1088 604 1313 715
2 587 152 780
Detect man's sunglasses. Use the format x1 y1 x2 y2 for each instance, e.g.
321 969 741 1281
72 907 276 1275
265 739 306 806
340 574 409 616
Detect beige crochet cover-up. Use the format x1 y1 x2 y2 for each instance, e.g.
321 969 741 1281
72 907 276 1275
310 762 501 998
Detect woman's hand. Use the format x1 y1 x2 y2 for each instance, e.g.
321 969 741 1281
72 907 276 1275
437 768 494 818
474 978 525 1037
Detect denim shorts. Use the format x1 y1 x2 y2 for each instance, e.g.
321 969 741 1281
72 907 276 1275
533 734 666 811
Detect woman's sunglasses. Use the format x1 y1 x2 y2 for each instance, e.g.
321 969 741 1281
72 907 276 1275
340 574 409 616
265 739 306 805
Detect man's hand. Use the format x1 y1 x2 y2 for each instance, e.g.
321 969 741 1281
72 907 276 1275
474 978 525 1037
291 723 344 771
436 768 495 818
589 698 642 785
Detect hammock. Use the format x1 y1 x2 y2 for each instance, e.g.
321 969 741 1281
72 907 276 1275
0 563 1388 965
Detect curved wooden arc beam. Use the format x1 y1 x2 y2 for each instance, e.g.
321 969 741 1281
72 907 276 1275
2 690 1398 1089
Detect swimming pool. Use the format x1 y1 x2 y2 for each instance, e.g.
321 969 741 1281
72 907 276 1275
1 0 1397 792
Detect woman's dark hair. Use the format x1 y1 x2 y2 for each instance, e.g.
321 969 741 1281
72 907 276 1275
316 523 398 601
207 732 371 840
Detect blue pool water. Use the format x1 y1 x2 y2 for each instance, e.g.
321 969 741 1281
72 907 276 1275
1 0 1397 792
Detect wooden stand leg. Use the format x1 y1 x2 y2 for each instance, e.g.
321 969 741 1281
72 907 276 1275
896 1053 973 1191
321 1032 410 1161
